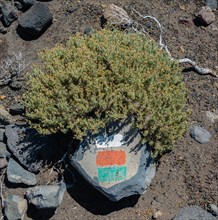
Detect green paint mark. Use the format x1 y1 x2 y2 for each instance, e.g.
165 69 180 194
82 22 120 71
98 166 126 182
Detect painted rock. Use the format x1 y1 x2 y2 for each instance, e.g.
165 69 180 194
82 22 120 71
70 120 156 201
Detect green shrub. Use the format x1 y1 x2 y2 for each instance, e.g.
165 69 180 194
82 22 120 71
23 29 189 157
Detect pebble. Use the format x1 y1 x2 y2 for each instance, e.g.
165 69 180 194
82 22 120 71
153 210 162 219
209 204 218 216
196 6 215 26
190 125 212 144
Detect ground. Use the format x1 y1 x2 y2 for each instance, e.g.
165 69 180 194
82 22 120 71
0 0 217 219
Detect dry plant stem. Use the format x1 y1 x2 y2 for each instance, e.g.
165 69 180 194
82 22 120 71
131 8 217 77
0 170 6 208
0 52 30 85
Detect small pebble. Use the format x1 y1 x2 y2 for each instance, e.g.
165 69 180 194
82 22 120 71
190 125 212 144
153 211 162 219
209 204 218 216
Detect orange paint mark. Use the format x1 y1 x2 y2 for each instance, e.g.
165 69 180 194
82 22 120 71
96 150 126 167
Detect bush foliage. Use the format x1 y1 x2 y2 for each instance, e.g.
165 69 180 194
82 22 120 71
23 29 188 157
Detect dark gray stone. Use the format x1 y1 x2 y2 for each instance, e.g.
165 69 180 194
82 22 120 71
190 125 212 144
0 142 11 158
26 182 66 209
9 103 25 115
7 158 37 185
0 128 5 142
1 3 18 27
18 2 53 38
173 205 217 220
4 195 27 220
5 124 58 173
71 119 156 201
84 27 93 36
205 0 217 9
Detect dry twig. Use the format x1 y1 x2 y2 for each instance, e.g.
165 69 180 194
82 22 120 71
129 8 217 77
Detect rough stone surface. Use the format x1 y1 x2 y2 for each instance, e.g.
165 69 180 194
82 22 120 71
173 205 217 220
209 204 218 216
5 124 58 173
0 128 5 142
26 182 66 209
1 3 18 27
7 158 37 186
0 142 11 158
190 125 212 144
103 4 131 27
205 0 218 9
4 195 27 220
18 2 53 38
71 120 156 201
196 6 216 26
0 104 13 125
9 103 25 115
0 157 8 169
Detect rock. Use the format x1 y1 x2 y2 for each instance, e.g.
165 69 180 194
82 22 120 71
18 2 53 38
195 6 215 26
0 104 13 125
190 125 212 144
0 128 5 142
205 0 217 9
26 182 66 209
71 119 156 201
5 124 58 173
16 0 35 10
103 4 131 28
84 27 93 36
0 142 11 158
4 195 27 220
0 157 8 169
1 3 18 27
173 205 217 220
9 103 25 115
152 210 162 219
206 110 218 123
209 204 218 216
7 158 37 186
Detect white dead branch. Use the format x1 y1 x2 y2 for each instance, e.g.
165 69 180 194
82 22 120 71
0 52 30 85
131 9 217 77
105 5 217 77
